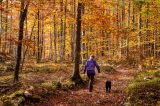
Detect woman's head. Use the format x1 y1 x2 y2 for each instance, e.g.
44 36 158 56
90 55 95 59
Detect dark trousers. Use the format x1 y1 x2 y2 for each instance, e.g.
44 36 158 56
87 73 95 92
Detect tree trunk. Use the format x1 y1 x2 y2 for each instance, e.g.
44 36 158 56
53 0 57 62
14 0 29 83
9 0 13 54
116 0 119 57
71 24 75 62
146 2 150 57
63 0 67 60
41 12 44 60
37 0 41 63
126 0 130 59
132 1 135 31
121 0 125 58
50 31 53 59
4 0 8 53
71 2 83 84
70 0 76 62
138 2 142 62
0 0 3 52
60 0 64 61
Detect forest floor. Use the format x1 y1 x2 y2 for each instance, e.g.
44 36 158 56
35 67 136 106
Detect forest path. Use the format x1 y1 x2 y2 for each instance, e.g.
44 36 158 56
36 68 136 106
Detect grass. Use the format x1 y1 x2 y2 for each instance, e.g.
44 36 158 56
126 70 160 106
101 65 117 73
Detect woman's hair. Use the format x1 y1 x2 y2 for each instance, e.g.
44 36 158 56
90 55 94 59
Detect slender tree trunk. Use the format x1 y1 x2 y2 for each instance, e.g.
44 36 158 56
33 36 36 56
37 0 41 63
22 14 28 61
53 16 57 62
63 0 67 60
154 30 157 59
9 0 13 54
138 2 142 62
146 2 150 57
4 0 8 53
121 0 125 27
60 0 64 61
132 1 135 31
41 13 44 60
81 4 86 64
0 0 3 52
121 0 125 57
137 2 143 63
126 0 130 59
71 0 76 62
53 0 57 62
14 1 29 83
71 2 83 84
43 35 45 59
50 31 53 59
154 4 158 59
71 24 75 62
116 0 119 57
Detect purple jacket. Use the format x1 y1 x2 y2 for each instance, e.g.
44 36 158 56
84 58 100 74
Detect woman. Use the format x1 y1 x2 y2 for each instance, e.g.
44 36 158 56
83 55 100 92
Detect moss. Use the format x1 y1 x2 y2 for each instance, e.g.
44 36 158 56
61 80 75 91
0 75 13 83
42 79 77 92
38 88 49 98
52 80 62 89
16 96 25 105
10 90 24 98
41 79 62 89
127 78 160 95
1 97 13 106
41 82 52 88
1 90 25 106
126 70 160 106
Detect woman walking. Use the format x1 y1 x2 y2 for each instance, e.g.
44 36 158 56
83 55 100 92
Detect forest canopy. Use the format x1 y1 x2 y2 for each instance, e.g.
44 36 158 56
0 0 160 63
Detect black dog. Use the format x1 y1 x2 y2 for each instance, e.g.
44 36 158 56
105 80 111 93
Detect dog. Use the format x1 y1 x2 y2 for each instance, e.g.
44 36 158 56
105 80 111 93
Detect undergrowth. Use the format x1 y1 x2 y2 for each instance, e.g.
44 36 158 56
126 70 160 106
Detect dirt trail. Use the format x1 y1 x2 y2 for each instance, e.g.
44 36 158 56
35 68 135 106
